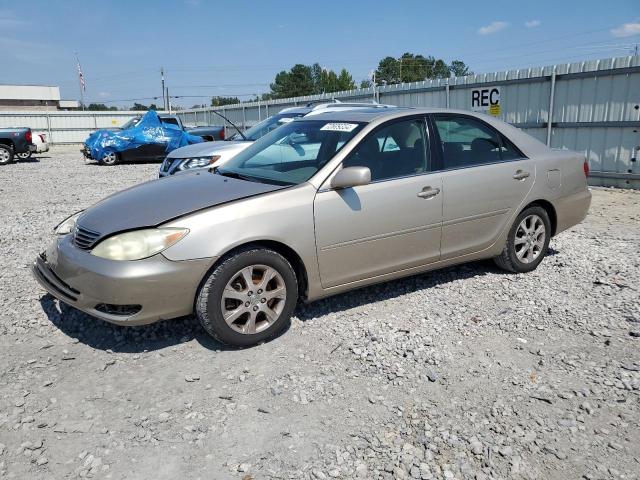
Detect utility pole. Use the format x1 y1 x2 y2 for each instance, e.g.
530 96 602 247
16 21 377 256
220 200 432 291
161 67 166 111
167 88 172 114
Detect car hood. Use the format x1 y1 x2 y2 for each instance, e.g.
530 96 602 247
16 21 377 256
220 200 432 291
77 172 286 238
166 140 252 158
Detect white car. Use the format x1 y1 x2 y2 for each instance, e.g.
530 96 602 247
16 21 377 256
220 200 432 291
17 132 48 159
158 101 395 178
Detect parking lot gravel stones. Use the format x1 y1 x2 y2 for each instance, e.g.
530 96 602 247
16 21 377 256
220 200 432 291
0 148 639 479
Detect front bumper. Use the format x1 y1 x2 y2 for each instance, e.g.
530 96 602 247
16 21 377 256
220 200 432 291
32 235 215 326
81 146 93 160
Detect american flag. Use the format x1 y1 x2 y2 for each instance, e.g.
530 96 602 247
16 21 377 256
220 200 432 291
77 58 85 92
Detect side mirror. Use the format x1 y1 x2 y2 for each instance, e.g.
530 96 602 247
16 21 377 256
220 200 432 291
331 166 371 190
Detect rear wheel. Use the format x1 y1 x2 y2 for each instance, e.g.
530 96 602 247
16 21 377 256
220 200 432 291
494 206 551 273
17 151 32 160
100 150 119 166
196 248 298 347
0 144 14 165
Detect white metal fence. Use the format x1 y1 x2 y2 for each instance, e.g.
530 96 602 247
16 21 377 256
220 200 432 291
1 55 638 188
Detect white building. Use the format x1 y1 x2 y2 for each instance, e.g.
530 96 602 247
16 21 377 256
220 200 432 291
0 85 79 111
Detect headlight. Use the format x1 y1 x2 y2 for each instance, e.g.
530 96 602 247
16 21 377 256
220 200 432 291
178 156 221 171
54 211 83 235
91 228 189 261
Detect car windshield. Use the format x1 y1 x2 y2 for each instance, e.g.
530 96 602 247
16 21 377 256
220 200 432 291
120 117 141 130
218 119 365 186
230 113 305 141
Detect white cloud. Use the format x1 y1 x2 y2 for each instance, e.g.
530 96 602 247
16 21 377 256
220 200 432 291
611 23 640 38
478 21 508 35
525 20 541 28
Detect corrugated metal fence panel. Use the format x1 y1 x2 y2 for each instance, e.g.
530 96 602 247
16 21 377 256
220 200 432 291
1 56 638 188
0 111 148 144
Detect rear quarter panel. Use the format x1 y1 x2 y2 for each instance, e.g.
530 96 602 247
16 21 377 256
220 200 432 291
522 149 591 235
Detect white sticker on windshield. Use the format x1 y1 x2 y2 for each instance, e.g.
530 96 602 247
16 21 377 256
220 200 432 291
279 117 295 123
320 122 358 132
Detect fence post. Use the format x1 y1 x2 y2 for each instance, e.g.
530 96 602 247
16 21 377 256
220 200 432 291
46 113 52 145
445 81 450 108
242 106 246 130
222 107 227 138
546 68 557 147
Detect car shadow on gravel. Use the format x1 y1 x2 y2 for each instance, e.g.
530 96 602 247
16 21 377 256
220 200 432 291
295 259 502 321
39 294 232 353
38 251 557 353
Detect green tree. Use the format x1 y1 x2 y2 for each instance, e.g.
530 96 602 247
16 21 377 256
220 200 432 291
374 53 472 84
269 64 315 98
210 96 240 107
337 69 355 90
375 56 400 84
450 60 472 77
360 79 372 89
131 103 149 111
86 103 117 111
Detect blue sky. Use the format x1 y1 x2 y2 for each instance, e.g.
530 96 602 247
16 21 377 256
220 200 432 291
1 0 638 108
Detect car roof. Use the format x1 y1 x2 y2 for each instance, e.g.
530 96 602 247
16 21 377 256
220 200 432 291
294 107 414 123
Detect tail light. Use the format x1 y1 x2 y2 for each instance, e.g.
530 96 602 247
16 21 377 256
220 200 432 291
39 134 46 142
219 129 225 140
25 130 32 143
583 159 590 177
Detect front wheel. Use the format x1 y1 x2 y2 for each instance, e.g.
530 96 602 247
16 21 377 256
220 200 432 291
494 206 551 273
100 150 119 166
196 248 298 347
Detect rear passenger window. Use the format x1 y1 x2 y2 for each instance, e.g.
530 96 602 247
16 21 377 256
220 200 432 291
433 115 522 169
343 119 429 182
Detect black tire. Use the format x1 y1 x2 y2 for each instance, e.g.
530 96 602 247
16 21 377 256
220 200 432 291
100 150 119 166
494 205 551 273
0 144 14 165
196 247 298 347
17 151 33 160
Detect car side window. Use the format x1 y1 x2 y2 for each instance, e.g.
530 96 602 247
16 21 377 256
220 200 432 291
343 119 429 182
433 115 522 169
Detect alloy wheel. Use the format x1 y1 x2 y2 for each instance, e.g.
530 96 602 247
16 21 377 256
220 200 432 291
514 214 546 264
0 148 10 164
220 264 287 335
102 152 117 165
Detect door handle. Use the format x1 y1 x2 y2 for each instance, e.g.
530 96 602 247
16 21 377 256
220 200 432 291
417 187 440 199
513 170 530 180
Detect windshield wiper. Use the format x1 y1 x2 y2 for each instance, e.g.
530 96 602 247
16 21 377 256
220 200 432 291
213 167 251 181
213 167 293 186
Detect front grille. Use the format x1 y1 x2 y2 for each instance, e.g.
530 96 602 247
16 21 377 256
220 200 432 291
73 225 101 250
95 304 142 316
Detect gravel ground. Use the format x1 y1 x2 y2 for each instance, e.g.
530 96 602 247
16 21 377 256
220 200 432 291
1 147 639 480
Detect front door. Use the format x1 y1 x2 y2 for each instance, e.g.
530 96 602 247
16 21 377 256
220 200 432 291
314 118 442 288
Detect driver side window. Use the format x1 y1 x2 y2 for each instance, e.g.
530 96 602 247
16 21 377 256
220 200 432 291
342 119 429 182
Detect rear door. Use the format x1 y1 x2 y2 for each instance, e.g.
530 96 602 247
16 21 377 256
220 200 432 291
314 117 442 287
430 113 535 259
